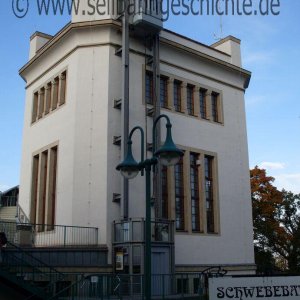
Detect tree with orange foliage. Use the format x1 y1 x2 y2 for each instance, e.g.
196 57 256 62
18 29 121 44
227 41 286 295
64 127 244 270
251 167 300 274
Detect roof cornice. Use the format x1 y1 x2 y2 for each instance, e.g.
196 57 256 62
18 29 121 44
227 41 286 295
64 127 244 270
19 20 251 89
19 19 121 80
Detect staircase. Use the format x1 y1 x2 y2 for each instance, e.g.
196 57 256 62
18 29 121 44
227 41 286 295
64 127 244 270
1 242 68 300
0 206 17 221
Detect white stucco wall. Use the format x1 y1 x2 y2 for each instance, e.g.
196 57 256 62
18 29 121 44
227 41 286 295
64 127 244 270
19 22 254 269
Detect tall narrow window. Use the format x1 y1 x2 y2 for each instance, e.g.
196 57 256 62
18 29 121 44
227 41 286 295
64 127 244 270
59 71 67 106
199 89 207 119
46 146 58 229
30 145 58 231
145 71 153 105
175 157 184 230
187 85 194 115
30 155 40 223
211 93 219 122
45 83 52 115
160 76 168 108
38 88 45 119
37 150 48 231
205 156 215 233
51 77 59 110
190 153 200 232
161 166 168 219
32 92 39 123
173 80 181 112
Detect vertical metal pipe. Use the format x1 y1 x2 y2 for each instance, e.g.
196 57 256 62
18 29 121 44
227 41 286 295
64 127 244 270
122 0 130 219
145 163 152 300
153 34 162 219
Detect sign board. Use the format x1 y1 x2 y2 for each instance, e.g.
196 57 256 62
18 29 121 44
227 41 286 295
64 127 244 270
115 251 124 271
209 276 300 300
90 276 98 283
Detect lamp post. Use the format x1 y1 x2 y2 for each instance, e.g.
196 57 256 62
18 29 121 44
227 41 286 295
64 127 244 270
116 114 183 300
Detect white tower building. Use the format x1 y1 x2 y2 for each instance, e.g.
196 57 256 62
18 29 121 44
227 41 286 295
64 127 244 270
18 1 255 281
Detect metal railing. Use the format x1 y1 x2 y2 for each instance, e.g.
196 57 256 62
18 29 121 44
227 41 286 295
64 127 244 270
113 219 174 244
0 196 18 207
2 241 67 299
50 273 209 300
16 203 30 223
0 220 99 248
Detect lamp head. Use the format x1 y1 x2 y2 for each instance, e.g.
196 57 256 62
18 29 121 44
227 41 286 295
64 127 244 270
116 141 140 179
154 123 184 166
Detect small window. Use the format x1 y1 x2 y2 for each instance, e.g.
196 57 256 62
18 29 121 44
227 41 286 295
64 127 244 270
59 71 67 106
211 92 219 122
51 77 59 110
31 71 67 123
187 85 194 115
199 88 207 119
44 83 52 115
32 92 39 123
145 71 153 105
177 278 189 294
38 88 45 120
173 80 182 112
160 76 168 108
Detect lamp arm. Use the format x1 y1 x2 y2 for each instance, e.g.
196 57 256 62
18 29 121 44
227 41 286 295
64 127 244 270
152 114 171 154
129 126 145 175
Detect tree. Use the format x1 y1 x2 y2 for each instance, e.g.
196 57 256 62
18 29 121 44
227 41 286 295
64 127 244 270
250 167 300 274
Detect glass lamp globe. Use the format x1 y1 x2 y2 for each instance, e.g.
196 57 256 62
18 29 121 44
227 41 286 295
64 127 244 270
154 123 183 166
157 151 181 166
120 167 139 179
116 140 140 179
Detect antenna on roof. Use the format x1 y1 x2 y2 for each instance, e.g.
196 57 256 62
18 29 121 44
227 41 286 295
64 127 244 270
214 1 224 41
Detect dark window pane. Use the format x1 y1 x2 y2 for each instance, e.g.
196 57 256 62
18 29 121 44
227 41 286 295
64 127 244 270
160 77 168 108
205 156 215 233
173 81 181 112
175 157 184 230
187 85 194 115
200 89 207 119
211 93 219 122
190 153 200 232
146 72 153 104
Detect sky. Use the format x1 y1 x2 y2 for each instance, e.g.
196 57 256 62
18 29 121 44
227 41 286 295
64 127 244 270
0 0 299 193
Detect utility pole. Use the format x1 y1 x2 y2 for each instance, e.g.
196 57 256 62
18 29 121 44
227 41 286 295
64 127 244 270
121 0 130 219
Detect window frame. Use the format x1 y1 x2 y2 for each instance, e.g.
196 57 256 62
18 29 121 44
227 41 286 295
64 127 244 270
30 142 59 231
199 88 207 119
173 80 182 112
186 84 195 116
190 152 201 232
145 71 154 105
160 76 169 109
174 157 185 231
31 69 67 125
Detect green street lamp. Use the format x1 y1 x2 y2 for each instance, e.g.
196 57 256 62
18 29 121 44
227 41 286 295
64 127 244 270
116 114 183 300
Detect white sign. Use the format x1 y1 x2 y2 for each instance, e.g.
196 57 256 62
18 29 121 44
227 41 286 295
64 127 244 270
115 251 124 271
209 276 300 300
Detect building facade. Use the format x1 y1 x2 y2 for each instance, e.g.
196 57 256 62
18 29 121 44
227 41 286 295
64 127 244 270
18 8 255 276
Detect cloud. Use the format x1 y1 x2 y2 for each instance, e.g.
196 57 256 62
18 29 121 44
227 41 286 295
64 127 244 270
260 162 286 170
275 173 300 194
